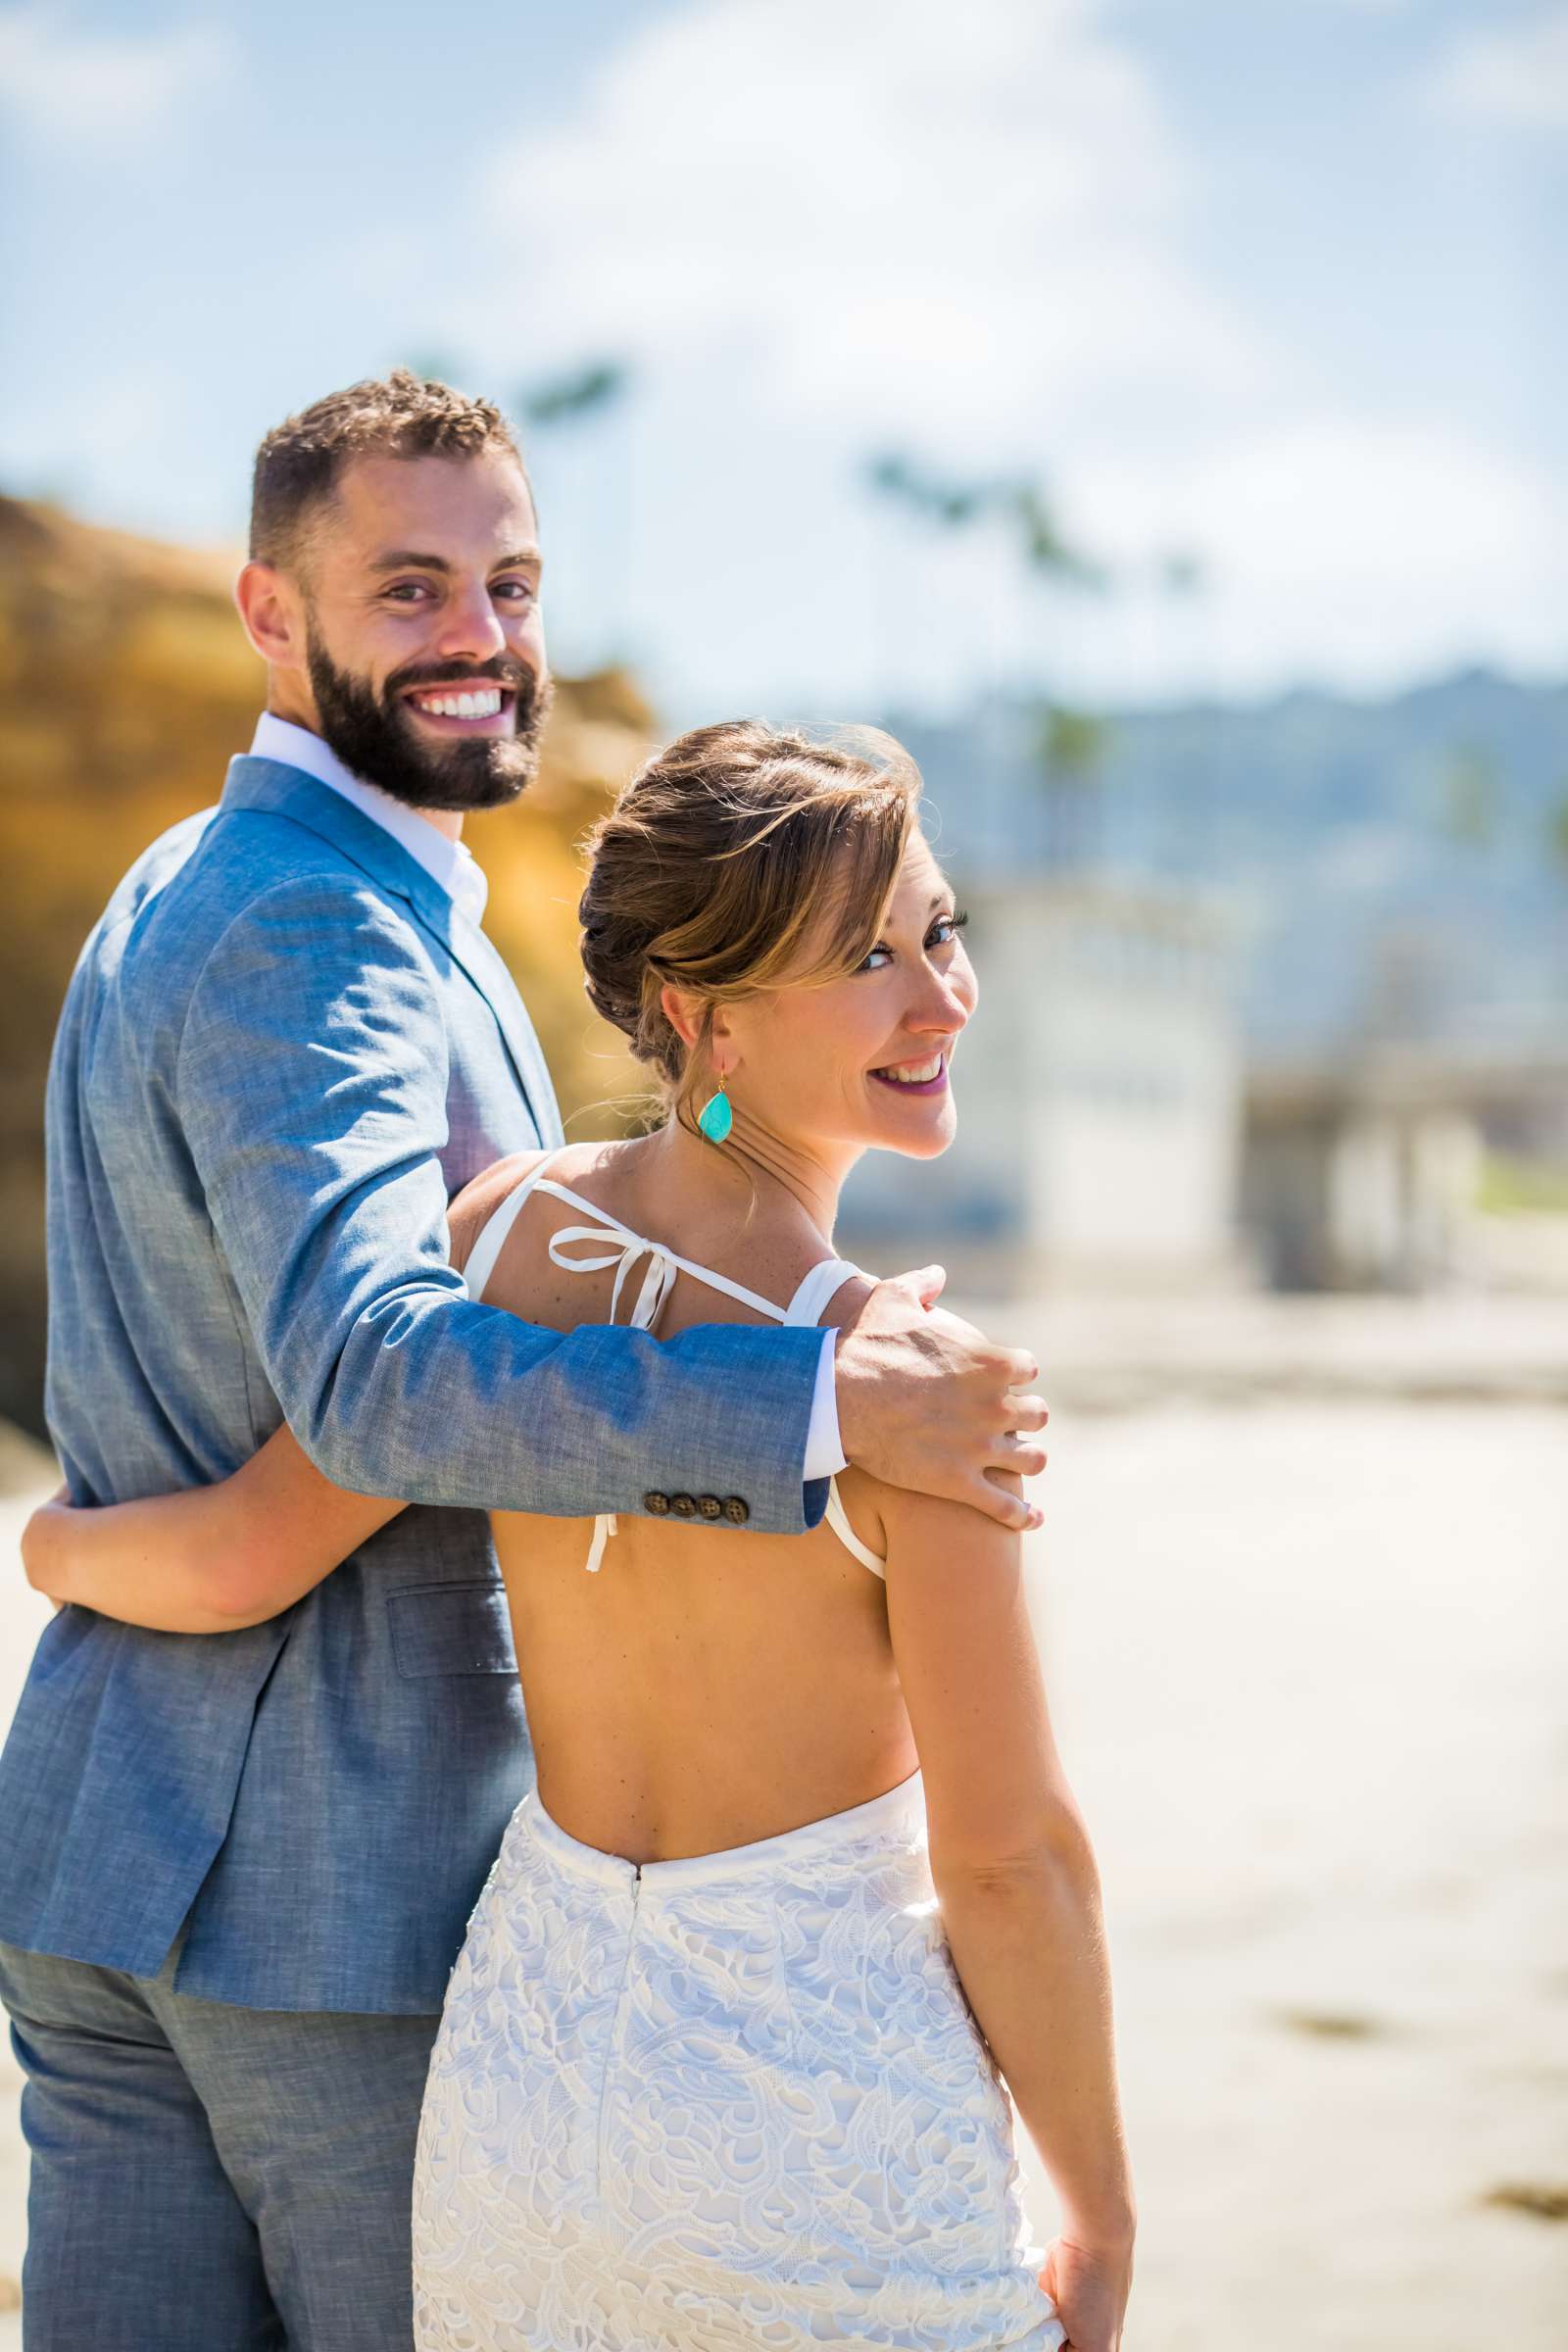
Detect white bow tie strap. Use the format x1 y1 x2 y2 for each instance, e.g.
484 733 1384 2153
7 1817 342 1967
545 1222 678 1574
546 1223 679 1334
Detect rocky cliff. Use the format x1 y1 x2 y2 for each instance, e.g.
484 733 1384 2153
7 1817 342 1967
0 492 648 1436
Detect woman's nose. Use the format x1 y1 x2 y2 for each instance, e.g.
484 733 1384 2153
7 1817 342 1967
906 967 971 1036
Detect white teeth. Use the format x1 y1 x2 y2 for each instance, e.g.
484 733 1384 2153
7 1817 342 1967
416 688 503 718
877 1054 943 1085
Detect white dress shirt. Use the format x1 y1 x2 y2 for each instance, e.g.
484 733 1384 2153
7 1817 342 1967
249 712 847 1481
252 712 489 924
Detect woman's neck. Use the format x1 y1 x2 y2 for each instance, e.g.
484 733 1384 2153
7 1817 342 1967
643 1105 855 1252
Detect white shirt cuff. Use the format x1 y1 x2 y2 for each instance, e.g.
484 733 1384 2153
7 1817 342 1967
802 1328 848 1481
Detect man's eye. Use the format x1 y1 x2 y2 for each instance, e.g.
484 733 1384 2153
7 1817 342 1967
383 582 430 603
494 579 536 604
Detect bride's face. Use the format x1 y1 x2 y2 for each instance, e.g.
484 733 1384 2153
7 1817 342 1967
721 829 976 1162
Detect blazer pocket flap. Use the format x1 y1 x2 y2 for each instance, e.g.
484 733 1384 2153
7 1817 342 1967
388 1582 517 1679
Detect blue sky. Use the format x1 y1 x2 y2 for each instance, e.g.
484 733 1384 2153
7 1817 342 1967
3 0 1563 720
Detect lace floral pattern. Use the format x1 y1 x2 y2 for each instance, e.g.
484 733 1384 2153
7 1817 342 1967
413 1776 1063 2351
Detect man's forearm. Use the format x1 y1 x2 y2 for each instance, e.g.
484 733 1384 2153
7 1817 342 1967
292 1287 827 1533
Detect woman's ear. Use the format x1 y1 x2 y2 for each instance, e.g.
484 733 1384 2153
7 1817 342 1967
660 988 738 1075
707 1003 737 1069
659 983 704 1053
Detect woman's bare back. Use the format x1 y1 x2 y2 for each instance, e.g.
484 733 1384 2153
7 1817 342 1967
448 1139 915 1866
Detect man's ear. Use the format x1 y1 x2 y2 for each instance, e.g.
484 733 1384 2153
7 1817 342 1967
234 561 305 670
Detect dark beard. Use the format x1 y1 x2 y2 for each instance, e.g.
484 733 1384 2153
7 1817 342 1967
305 624 555 812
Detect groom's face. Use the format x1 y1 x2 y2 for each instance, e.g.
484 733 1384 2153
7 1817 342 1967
291 448 551 812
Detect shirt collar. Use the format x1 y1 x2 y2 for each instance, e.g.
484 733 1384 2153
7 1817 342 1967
249 712 489 927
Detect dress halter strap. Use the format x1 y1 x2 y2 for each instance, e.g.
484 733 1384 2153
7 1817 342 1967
460 1153 886 1579
782 1256 860 1328
463 1151 567 1306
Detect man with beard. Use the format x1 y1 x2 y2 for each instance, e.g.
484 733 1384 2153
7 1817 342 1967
0 372 1048 2351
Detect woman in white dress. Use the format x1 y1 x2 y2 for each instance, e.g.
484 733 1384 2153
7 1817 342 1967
25 721 1134 2350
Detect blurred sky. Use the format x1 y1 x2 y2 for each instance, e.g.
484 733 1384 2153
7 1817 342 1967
2 0 1563 720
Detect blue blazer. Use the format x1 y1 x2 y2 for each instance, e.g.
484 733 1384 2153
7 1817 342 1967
0 756 825 2012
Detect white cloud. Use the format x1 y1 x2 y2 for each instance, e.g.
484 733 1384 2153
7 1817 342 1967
447 0 1563 711
0 4 230 145
1422 7 1568 129
1054 418 1568 699
475 0 1274 456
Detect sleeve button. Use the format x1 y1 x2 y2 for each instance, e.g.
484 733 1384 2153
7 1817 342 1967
721 1495 751 1525
668 1493 698 1519
644 1491 671 1516
697 1494 723 1520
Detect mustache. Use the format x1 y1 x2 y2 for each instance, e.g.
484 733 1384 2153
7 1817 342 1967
386 656 535 699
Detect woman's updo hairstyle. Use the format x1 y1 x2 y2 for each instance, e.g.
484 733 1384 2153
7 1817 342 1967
579 719 922 1137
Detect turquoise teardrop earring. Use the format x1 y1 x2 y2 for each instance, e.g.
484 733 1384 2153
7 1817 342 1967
697 1083 733 1144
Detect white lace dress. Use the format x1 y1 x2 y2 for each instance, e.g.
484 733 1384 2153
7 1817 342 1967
410 1154 1063 2351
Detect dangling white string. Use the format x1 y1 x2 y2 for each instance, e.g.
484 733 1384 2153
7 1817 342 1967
544 1223 676 1573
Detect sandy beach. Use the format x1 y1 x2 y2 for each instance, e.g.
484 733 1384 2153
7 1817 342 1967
1 1312 1564 2348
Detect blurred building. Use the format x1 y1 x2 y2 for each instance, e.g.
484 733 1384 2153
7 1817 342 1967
840 877 1244 1288
874 682 1568 1296
1242 1032 1568 1292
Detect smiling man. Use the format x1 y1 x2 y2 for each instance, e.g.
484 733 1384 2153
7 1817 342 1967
0 371 1047 2350
247 414 554 812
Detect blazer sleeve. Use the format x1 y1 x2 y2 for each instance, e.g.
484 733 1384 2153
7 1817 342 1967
174 871 825 1532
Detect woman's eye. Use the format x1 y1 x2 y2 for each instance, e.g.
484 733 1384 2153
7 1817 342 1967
858 909 967 973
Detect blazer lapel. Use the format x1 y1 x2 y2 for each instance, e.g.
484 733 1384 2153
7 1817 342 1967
446 906 565 1150
220 756 564 1145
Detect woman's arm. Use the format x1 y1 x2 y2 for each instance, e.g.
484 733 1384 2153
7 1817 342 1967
21 1434 404 1634
876 1473 1135 2338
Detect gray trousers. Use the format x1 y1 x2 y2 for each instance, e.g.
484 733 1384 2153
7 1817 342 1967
0 1937 440 2350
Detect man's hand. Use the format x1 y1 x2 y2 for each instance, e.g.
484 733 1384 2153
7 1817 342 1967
833 1267 1047 1532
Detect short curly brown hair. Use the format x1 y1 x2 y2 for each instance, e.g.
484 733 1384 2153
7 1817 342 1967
249 368 527 570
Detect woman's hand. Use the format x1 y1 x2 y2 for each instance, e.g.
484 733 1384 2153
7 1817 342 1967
1040 2227 1135 2352
21 1483 74 1608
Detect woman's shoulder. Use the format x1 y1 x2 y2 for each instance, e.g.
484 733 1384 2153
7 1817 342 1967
447 1141 628 1278
835 1448 1025 1580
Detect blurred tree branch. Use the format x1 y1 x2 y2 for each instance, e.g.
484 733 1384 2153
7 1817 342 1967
517 362 631 428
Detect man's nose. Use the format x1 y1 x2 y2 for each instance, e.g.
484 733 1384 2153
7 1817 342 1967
433 584 510 663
